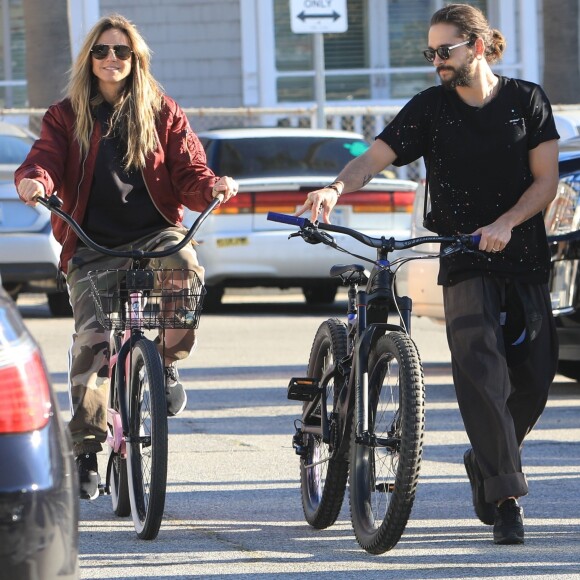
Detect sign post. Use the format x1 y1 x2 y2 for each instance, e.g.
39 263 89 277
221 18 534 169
289 0 348 128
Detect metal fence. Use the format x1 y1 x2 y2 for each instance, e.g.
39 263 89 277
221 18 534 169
5 102 580 183
0 104 425 181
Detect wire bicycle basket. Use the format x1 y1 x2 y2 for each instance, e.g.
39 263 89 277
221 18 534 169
88 268 206 331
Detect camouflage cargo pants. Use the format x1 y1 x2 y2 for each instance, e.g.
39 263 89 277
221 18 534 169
66 227 204 455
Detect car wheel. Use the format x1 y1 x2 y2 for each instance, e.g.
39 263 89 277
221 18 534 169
47 291 73 317
557 360 580 382
203 285 225 312
302 284 338 305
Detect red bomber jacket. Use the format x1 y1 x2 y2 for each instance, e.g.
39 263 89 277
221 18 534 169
14 95 218 273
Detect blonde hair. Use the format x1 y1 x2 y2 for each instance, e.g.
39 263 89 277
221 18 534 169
430 3 506 64
67 13 163 170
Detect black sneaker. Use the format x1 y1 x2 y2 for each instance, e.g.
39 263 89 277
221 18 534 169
165 363 187 416
464 448 496 525
493 499 524 545
76 452 100 500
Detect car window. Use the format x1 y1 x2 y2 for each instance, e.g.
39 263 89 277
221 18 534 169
214 137 369 178
0 134 34 164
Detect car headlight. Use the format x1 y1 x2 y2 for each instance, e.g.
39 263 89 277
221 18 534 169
544 173 580 235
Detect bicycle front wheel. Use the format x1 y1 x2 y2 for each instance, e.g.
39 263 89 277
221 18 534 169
300 318 349 529
126 338 168 540
349 331 425 554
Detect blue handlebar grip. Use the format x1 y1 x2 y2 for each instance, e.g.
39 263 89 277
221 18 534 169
470 234 481 247
267 212 306 227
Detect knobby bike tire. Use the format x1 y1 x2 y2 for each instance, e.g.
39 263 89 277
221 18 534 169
126 338 168 540
300 318 349 529
108 336 130 517
349 331 425 554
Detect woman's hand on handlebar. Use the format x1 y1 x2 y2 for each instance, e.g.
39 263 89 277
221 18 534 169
17 178 46 207
212 175 238 203
295 187 339 224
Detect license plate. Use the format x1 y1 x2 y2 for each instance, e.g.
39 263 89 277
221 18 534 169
216 237 249 248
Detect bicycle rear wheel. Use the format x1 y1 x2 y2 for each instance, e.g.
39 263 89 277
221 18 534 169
108 337 130 517
126 338 168 540
300 318 349 529
349 331 425 553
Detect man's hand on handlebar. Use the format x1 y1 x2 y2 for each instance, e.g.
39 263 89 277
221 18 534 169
295 186 339 224
212 175 238 203
17 178 46 207
471 216 513 254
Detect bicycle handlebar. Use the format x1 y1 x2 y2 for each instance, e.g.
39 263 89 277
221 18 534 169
266 211 480 251
266 211 580 247
38 194 223 260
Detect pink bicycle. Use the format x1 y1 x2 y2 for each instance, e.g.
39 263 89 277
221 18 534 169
39 195 221 540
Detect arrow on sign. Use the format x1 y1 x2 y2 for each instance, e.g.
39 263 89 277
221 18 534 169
297 10 341 22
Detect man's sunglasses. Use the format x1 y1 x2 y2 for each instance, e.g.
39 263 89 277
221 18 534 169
423 39 473 63
91 44 133 61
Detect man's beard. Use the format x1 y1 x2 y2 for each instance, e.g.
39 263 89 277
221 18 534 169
438 55 475 90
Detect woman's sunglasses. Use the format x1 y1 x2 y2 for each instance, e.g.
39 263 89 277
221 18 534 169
423 39 473 63
91 44 133 61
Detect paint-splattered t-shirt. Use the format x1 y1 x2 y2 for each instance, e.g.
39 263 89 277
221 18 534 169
377 76 559 286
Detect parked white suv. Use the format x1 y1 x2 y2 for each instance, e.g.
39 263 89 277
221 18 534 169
186 128 419 308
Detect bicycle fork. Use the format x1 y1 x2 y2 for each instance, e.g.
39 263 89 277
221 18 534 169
352 288 410 449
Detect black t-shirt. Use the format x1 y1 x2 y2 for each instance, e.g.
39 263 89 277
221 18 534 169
377 76 559 286
82 102 168 247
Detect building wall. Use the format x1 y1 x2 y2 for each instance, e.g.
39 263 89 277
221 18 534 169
99 0 244 107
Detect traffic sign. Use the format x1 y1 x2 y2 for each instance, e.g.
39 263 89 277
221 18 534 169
290 0 348 34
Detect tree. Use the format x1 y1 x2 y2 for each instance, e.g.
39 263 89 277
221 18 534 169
22 0 72 131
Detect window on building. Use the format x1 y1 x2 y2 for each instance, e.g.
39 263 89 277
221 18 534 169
0 0 26 107
274 0 488 104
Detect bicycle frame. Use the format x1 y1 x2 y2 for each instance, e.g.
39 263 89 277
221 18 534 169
270 210 478 455
299 250 412 464
38 194 222 503
105 287 149 462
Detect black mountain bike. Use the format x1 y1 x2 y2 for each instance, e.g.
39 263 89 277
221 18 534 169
267 211 479 554
38 195 221 539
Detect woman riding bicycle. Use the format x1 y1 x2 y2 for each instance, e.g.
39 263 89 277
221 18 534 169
15 13 238 500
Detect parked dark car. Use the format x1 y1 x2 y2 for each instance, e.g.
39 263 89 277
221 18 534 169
545 139 580 380
0 283 79 579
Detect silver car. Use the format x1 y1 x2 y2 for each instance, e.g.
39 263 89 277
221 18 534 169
0 121 71 316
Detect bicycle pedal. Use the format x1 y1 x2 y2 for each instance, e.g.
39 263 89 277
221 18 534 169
287 377 320 401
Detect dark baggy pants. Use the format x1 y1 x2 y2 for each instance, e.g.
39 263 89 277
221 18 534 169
443 275 558 503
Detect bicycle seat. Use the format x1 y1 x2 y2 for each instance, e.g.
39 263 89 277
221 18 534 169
330 264 365 277
330 264 368 285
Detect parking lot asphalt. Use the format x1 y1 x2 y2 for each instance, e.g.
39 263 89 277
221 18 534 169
19 291 580 579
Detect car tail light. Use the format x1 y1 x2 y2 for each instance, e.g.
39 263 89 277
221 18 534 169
344 191 415 213
254 192 305 213
210 188 416 214
0 338 52 433
212 192 254 214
